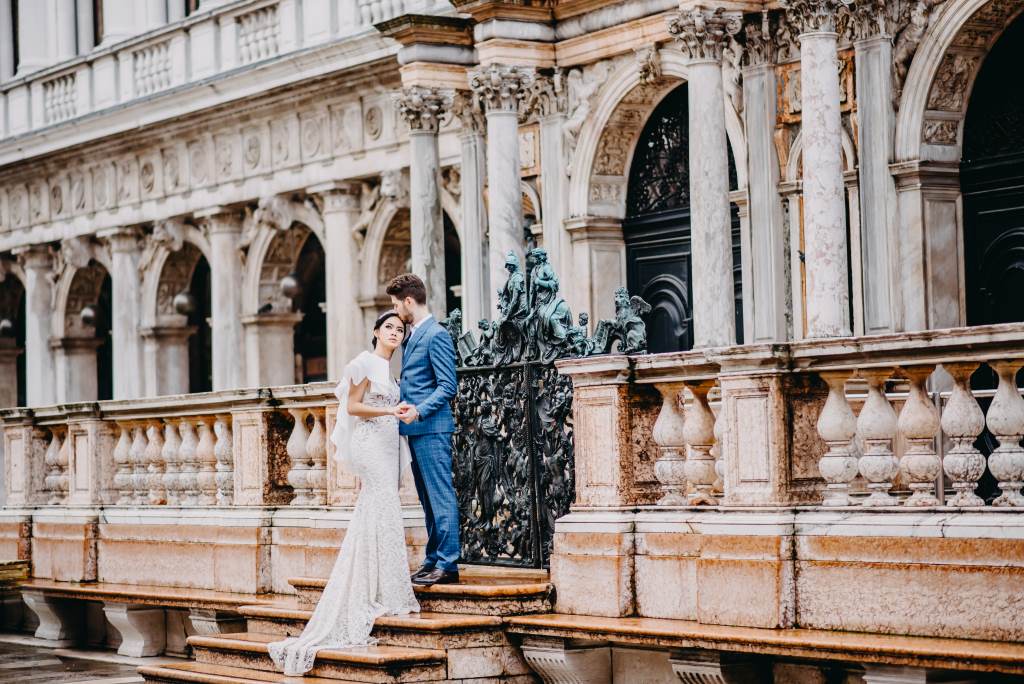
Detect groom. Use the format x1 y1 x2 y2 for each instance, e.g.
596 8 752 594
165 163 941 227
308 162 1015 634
386 273 461 586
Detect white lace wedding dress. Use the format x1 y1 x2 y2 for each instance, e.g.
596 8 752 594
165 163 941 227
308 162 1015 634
268 352 420 676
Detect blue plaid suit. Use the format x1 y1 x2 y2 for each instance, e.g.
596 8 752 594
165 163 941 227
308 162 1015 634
400 318 460 572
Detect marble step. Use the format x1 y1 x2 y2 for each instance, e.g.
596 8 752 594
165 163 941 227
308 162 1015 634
139 660 355 683
239 604 505 648
235 605 535 680
188 631 447 682
288 576 554 617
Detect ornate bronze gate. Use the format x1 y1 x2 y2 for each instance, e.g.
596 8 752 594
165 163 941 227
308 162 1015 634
445 248 649 568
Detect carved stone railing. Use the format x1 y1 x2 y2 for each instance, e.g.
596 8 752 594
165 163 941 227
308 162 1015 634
0 0 455 140
563 323 1024 510
0 382 354 510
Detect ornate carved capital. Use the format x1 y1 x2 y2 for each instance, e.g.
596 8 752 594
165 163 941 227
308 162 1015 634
468 64 536 115
521 70 567 122
780 0 853 35
667 7 741 63
98 226 142 254
451 90 486 134
152 218 187 252
309 182 361 214
742 11 776 67
848 0 888 40
395 86 454 134
12 244 54 271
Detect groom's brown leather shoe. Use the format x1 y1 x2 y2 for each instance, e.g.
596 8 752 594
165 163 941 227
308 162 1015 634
412 568 459 586
411 564 434 580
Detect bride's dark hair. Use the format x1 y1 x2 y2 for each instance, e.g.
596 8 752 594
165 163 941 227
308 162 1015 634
372 310 405 348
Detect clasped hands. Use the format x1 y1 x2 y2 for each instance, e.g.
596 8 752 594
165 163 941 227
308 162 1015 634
393 402 419 424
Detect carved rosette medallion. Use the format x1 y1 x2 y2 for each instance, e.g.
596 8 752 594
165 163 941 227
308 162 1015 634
395 86 454 134
780 0 853 35
667 7 741 63
468 64 536 115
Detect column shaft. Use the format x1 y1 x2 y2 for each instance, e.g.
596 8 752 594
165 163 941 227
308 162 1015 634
408 130 448 317
311 183 364 381
799 28 851 337
855 34 899 333
0 0 15 80
200 210 246 390
743 61 789 342
458 127 489 325
485 110 524 301
539 112 573 310
687 60 736 347
101 228 144 400
16 247 55 406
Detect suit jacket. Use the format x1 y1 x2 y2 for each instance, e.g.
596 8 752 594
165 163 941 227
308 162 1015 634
399 318 458 436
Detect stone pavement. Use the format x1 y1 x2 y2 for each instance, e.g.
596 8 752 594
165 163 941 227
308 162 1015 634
0 640 144 683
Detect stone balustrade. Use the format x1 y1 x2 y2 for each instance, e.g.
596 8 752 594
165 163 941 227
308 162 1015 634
561 322 1024 511
0 382 345 510
0 0 442 141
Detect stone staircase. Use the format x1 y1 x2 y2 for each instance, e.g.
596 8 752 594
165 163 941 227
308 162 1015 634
138 569 552 683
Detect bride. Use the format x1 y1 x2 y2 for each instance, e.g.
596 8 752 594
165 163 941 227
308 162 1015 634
268 311 421 676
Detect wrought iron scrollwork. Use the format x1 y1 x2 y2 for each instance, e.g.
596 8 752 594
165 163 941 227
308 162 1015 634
446 247 649 567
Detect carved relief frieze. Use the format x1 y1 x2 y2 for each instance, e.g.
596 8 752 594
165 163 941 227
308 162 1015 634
926 52 978 111
593 127 633 176
923 118 959 145
0 91 382 233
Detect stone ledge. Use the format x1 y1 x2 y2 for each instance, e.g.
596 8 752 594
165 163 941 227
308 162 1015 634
17 579 279 611
504 613 1024 675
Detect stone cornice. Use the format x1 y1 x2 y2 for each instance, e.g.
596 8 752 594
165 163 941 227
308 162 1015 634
374 14 475 47
667 7 742 63
450 0 556 24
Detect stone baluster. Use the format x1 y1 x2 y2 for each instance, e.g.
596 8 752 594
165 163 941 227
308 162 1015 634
44 429 63 505
162 421 182 506
57 430 70 504
144 421 166 505
939 362 986 507
816 371 859 506
986 360 1024 507
213 415 234 506
178 419 200 506
897 366 941 506
683 380 718 505
130 424 149 504
287 409 312 505
306 409 327 506
652 383 687 506
113 424 134 505
712 402 725 495
195 418 218 506
856 369 899 506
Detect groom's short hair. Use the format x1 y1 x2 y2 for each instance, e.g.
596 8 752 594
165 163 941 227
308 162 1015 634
386 273 427 305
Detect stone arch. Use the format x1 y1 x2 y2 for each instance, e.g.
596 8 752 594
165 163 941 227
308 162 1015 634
783 128 859 181
249 223 318 315
54 261 109 340
140 222 213 329
895 0 1024 163
569 46 748 220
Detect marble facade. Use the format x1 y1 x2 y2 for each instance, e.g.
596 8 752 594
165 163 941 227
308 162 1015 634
0 0 1023 681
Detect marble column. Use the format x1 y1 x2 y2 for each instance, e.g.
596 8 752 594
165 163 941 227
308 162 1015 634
242 313 302 386
308 182 364 381
101 0 167 44
14 246 56 406
784 0 852 337
0 0 15 80
0 339 20 407
53 0 77 62
99 228 144 400
141 327 194 396
54 337 102 403
470 64 533 303
452 91 490 325
195 208 246 390
396 86 452 318
741 14 789 342
535 76 574 311
668 8 740 348
853 5 898 333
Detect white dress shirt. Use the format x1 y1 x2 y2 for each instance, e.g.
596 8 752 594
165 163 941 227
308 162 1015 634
407 313 433 340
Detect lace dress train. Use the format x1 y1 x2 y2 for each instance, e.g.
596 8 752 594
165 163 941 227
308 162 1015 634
268 376 420 676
